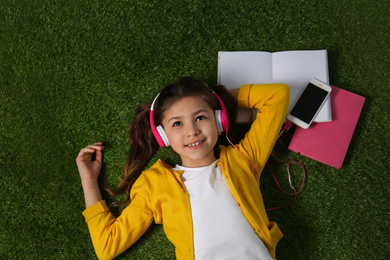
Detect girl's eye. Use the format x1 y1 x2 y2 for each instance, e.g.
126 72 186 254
196 115 206 121
173 121 182 127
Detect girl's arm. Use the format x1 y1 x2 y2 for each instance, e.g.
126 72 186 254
77 142 153 260
76 142 105 208
236 84 290 179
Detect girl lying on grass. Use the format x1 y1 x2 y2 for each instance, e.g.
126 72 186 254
76 76 289 260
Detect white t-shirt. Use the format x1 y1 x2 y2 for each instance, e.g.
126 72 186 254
173 160 272 260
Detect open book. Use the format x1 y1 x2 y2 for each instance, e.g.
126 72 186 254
218 50 331 123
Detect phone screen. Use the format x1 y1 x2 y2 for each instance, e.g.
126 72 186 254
290 83 329 124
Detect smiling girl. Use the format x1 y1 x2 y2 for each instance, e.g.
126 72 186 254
76 76 289 260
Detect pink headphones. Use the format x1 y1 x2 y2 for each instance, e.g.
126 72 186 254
150 91 229 148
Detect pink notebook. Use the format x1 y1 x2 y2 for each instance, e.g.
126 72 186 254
288 85 365 169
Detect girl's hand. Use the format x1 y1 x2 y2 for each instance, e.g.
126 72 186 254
76 142 105 182
228 88 240 101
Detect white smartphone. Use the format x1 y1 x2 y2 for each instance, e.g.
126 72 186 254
287 78 332 129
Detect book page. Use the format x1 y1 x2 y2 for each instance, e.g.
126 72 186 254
272 50 331 122
218 51 273 122
218 51 273 88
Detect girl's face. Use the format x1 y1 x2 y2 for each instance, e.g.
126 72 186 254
162 96 220 168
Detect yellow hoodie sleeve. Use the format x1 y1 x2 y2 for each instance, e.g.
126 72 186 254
82 181 154 260
236 83 290 180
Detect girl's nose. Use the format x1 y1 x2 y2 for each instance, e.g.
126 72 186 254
186 123 200 137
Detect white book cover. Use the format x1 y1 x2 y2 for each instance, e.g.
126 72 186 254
218 50 331 123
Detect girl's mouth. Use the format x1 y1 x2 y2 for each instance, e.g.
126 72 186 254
186 140 205 147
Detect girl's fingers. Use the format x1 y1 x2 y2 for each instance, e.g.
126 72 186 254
79 147 97 156
90 142 103 147
93 146 104 163
76 143 105 161
86 143 105 150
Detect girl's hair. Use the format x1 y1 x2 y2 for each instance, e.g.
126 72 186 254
105 76 237 209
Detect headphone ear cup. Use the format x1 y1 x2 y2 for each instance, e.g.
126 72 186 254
156 125 170 147
215 110 223 132
220 109 229 132
213 92 229 133
150 109 168 148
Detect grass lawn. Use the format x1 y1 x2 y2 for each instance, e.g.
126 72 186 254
1 0 389 259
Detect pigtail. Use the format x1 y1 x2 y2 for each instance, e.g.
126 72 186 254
105 103 159 209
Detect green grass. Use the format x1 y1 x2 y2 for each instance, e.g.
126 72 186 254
1 0 389 259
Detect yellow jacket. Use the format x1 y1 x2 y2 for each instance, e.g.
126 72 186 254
83 83 290 260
